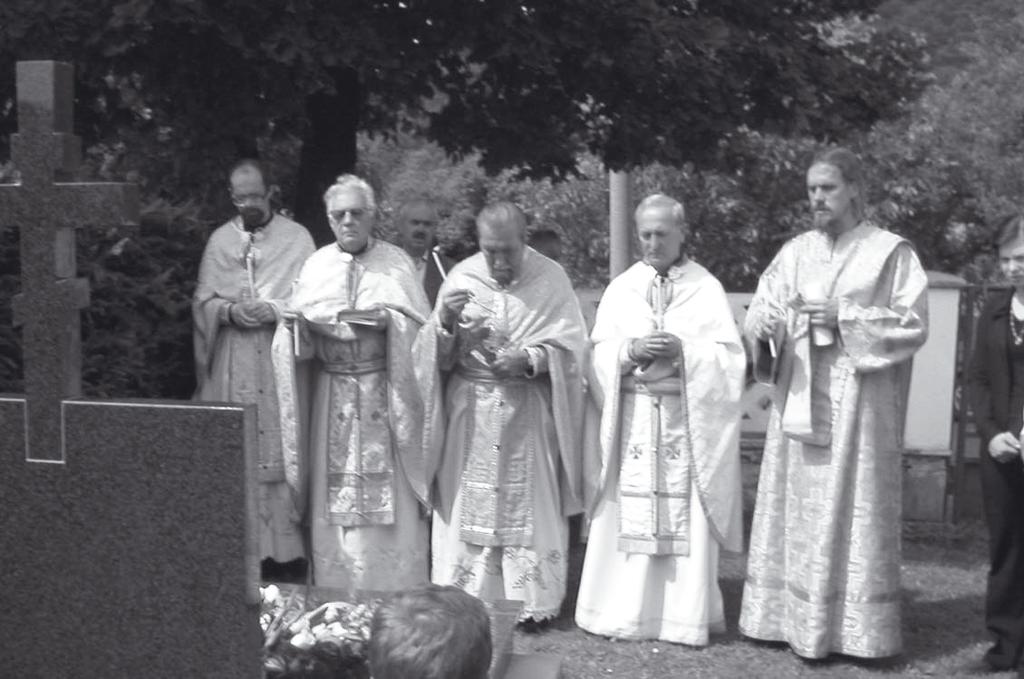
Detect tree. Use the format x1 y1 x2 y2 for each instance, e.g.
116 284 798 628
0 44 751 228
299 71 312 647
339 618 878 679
878 0 1020 84
0 0 930 398
863 12 1024 281
0 0 927 243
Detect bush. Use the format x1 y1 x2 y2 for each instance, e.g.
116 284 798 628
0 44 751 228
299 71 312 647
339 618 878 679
5 5 1024 398
0 199 208 398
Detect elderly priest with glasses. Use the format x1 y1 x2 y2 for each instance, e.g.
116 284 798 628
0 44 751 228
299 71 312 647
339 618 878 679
273 174 432 591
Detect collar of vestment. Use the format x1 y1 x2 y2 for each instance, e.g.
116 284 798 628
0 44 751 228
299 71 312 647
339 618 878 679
821 220 873 245
231 214 276 240
644 254 691 281
337 236 375 260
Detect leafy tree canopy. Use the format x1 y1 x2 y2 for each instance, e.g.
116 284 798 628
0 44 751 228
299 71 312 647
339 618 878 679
0 0 931 397
0 0 928 241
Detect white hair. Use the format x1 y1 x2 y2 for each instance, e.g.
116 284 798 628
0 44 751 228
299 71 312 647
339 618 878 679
323 174 377 211
635 193 686 230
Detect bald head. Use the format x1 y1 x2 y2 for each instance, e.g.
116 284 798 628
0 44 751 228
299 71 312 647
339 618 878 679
635 193 687 274
634 194 685 232
228 159 274 229
476 202 527 286
476 202 527 239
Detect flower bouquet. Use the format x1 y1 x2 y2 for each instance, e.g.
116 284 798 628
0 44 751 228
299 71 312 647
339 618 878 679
260 585 376 679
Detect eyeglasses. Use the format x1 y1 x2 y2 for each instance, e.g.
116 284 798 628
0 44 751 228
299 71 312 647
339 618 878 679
328 208 368 222
230 191 269 207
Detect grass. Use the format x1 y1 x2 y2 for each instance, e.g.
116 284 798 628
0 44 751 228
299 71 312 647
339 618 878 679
513 520 1013 678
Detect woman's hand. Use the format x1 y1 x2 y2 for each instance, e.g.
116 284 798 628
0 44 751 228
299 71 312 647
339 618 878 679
988 431 1021 463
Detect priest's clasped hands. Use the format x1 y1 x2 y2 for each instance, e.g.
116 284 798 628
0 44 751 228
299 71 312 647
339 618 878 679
628 331 682 362
230 300 277 327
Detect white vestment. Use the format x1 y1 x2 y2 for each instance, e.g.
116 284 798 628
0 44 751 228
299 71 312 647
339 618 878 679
739 223 928 658
415 248 588 620
193 214 314 562
575 259 745 645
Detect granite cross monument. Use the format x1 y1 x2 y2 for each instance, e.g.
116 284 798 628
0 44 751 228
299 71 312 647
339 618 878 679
0 61 262 678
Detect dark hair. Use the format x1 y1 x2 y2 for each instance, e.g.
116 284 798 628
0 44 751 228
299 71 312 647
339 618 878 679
228 158 272 188
811 147 865 217
368 585 492 679
993 213 1024 249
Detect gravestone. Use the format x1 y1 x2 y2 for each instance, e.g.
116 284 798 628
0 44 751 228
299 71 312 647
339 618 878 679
0 61 262 678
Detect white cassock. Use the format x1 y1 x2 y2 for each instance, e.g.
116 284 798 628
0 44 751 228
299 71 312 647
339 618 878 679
575 258 745 645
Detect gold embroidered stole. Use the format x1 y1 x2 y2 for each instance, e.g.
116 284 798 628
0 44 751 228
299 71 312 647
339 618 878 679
616 274 694 555
616 376 694 555
318 250 398 528
781 229 862 447
456 289 535 546
457 369 536 547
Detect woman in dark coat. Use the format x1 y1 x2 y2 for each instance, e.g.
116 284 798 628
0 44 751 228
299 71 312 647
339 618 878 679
969 213 1024 673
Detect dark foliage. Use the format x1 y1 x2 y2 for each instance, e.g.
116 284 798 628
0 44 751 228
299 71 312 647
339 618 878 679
0 205 207 399
0 0 929 397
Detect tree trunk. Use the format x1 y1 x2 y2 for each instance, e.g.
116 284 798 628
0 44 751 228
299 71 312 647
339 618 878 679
293 67 359 246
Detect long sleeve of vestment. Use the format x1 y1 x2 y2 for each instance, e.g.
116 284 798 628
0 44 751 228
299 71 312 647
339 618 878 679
837 243 929 372
743 247 793 383
434 323 459 372
744 249 791 341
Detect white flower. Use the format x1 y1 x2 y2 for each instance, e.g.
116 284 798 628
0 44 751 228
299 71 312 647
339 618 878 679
290 629 316 650
261 584 281 605
288 616 310 635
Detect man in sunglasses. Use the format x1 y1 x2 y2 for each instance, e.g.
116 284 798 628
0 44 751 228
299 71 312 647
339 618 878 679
274 174 432 592
192 158 315 582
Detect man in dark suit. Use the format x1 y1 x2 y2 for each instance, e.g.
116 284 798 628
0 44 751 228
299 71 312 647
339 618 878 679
396 198 455 308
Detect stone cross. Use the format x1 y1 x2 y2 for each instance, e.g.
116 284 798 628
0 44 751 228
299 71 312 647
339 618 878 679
0 60 138 462
0 61 262 678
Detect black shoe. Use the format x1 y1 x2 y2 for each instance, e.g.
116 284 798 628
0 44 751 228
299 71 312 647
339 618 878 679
956 658 998 674
261 557 309 584
983 645 1018 672
517 617 551 634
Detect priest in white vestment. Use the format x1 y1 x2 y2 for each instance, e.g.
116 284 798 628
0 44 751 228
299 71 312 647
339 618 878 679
193 160 315 574
273 175 431 592
575 194 745 645
415 202 588 623
739 148 929 658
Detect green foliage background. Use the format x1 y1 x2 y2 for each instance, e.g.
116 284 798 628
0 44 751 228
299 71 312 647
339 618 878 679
2 1 1022 398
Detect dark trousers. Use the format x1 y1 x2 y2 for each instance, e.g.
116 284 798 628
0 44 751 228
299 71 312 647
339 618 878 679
980 451 1024 671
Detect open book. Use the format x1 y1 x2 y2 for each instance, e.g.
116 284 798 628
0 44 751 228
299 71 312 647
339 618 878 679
335 309 384 326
